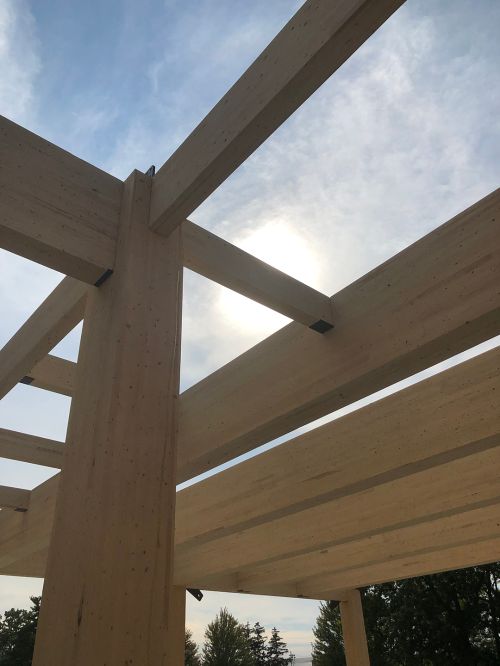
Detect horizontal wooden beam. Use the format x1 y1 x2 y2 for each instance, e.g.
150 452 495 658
0 277 88 400
0 485 30 511
176 188 500 481
3 348 500 594
183 220 333 329
149 0 405 235
0 115 122 284
234 500 500 596
0 428 63 468
175 346 500 548
174 444 500 585
20 354 76 397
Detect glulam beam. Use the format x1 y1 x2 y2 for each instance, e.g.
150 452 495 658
0 277 88 401
0 428 64 468
176 188 500 482
149 0 405 234
21 355 76 397
183 220 333 329
0 485 30 511
0 115 122 284
340 590 370 666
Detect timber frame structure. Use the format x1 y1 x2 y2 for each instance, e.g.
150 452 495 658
0 1 499 663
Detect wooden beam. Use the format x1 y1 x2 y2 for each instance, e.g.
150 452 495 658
183 220 333 329
176 188 500 481
2 348 500 591
235 499 500 596
0 277 88 401
175 346 500 548
149 0 405 234
0 115 122 284
32 171 183 665
20 354 76 397
0 428 63 468
340 590 370 666
0 485 30 511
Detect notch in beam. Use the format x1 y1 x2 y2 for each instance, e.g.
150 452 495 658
183 220 334 330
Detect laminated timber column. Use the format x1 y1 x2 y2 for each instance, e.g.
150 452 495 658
340 590 370 666
32 170 183 665
166 587 187 665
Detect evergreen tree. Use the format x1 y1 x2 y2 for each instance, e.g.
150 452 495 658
311 601 345 666
248 622 267 665
202 608 254 666
185 629 201 666
0 596 40 666
266 627 290 665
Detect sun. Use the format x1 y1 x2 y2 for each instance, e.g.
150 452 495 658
216 219 322 337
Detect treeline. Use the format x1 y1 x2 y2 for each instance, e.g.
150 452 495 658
0 600 294 666
312 563 500 665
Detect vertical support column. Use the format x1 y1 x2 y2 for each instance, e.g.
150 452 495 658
340 589 370 666
167 587 186 666
33 170 183 665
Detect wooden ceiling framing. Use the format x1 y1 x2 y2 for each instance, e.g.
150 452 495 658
0 0 499 663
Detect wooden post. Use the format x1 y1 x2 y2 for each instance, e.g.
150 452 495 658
340 589 370 666
32 171 183 665
167 587 186 666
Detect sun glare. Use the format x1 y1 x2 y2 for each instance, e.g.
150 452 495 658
216 220 322 337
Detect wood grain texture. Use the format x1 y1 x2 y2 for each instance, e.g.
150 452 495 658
0 115 122 283
0 428 63 468
32 172 183 665
150 0 405 234
0 277 87 400
340 590 371 666
176 188 500 482
22 355 76 397
183 219 333 327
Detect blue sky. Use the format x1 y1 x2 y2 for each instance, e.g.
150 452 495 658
1 0 500 658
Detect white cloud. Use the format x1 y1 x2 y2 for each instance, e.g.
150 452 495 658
0 0 40 124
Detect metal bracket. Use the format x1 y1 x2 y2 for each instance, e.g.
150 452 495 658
187 588 203 601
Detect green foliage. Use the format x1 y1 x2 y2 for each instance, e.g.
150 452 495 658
185 628 201 666
266 627 291 665
202 608 254 666
0 596 40 666
248 622 267 665
312 564 500 665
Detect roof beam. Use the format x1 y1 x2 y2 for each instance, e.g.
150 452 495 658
20 354 76 397
183 220 333 330
0 115 122 284
175 346 500 548
0 277 88 400
0 428 64 468
0 485 30 511
149 0 405 234
176 188 500 481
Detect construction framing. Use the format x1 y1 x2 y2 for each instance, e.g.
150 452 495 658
1 1 499 663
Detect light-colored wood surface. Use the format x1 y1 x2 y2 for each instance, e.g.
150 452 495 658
340 590 371 666
149 0 405 234
0 277 88 401
183 219 334 328
0 428 63 468
3 348 500 598
21 354 76 397
0 485 30 511
176 188 500 482
175 346 500 548
0 115 122 283
166 588 186 666
32 172 183 665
